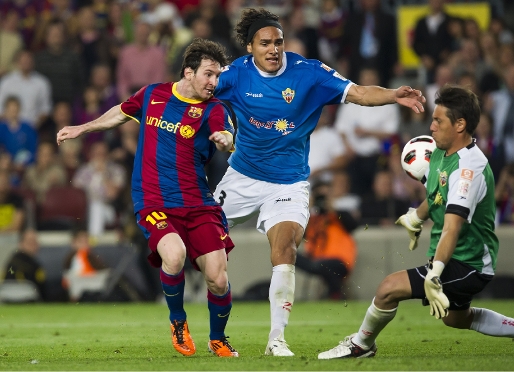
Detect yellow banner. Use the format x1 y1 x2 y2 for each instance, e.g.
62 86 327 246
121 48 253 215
398 3 491 68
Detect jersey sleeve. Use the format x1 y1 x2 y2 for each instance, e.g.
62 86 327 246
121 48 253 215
310 61 354 105
214 65 236 100
446 165 487 223
207 102 235 137
120 86 147 123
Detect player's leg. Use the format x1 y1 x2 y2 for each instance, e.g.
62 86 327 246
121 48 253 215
260 181 309 357
196 250 239 357
318 270 413 359
137 209 195 356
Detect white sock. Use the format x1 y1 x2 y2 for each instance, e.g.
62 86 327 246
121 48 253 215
470 307 514 337
353 298 397 350
268 264 295 341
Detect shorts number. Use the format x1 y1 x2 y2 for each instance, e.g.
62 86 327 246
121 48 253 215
218 190 227 206
146 211 167 225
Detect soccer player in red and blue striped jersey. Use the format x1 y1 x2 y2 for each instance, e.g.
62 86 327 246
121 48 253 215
57 39 239 358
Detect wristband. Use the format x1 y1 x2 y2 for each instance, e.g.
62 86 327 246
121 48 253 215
431 260 445 276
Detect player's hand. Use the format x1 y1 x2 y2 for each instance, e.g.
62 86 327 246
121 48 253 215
395 207 423 251
56 126 83 145
209 131 228 146
424 261 449 319
395 86 426 114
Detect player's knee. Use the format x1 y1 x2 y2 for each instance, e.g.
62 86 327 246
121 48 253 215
205 273 229 296
375 275 404 305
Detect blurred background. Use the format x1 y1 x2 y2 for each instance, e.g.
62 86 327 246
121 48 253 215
1 0 514 304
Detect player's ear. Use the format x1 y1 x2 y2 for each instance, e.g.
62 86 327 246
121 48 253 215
184 67 193 80
246 43 252 53
456 118 466 133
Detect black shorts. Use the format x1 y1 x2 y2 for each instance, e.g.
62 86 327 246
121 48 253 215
407 258 493 311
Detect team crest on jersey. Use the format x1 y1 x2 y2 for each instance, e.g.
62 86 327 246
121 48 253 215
282 88 295 103
439 171 448 187
188 107 203 118
180 125 195 139
156 221 168 230
320 63 333 72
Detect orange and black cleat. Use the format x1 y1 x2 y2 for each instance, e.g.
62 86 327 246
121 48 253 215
208 336 239 357
170 320 196 356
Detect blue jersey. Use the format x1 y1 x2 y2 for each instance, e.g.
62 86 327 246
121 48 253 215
215 52 353 184
120 82 234 212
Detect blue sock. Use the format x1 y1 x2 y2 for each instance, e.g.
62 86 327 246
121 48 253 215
160 268 186 322
207 284 232 340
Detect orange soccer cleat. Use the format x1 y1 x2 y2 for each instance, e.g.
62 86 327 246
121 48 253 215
170 320 196 356
208 336 239 357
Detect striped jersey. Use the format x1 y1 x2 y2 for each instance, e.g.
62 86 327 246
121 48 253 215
120 82 234 212
425 142 498 274
215 52 353 184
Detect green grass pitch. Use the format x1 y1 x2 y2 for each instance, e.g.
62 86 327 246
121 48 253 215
0 300 513 370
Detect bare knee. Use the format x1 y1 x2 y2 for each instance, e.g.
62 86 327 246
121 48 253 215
158 234 186 274
374 271 411 309
205 271 229 296
442 309 473 329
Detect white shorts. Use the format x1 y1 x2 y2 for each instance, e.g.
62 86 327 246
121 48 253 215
214 167 310 234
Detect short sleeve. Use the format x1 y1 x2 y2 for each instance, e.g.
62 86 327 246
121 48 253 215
446 167 487 222
207 103 234 137
120 86 147 123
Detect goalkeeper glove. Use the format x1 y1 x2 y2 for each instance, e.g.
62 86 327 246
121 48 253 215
424 260 449 319
395 207 424 250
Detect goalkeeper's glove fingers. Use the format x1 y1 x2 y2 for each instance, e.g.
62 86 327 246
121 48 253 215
395 208 424 251
424 263 449 319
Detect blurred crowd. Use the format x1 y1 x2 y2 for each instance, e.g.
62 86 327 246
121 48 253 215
0 0 513 302
0 0 514 247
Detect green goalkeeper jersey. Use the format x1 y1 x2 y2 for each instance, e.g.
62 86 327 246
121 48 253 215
425 142 498 274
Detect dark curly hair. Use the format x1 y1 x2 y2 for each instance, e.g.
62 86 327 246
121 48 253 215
180 38 230 78
235 8 280 47
435 84 481 135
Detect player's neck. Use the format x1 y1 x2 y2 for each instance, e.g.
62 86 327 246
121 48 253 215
445 136 473 156
175 80 203 102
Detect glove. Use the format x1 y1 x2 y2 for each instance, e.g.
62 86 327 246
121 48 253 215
424 261 449 319
395 207 424 250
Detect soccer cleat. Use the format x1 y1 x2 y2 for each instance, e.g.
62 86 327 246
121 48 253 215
318 333 377 359
208 336 239 357
170 320 196 356
264 337 294 356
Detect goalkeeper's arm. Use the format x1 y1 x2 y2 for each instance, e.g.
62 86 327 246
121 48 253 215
395 199 429 250
424 213 466 319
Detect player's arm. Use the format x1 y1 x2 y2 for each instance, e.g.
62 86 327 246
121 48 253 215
209 131 233 152
395 199 429 251
346 84 425 113
57 105 130 145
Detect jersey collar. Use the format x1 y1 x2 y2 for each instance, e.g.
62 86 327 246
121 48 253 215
251 52 287 78
172 82 204 104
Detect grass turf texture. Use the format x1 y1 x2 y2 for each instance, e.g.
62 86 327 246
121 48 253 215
0 300 513 371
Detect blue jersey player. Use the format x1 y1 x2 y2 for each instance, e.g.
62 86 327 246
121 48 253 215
57 39 239 358
213 8 426 356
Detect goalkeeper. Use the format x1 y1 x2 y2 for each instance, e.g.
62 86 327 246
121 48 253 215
318 85 514 360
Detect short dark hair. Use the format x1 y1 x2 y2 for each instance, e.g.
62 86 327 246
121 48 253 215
179 38 229 78
3 95 20 109
434 85 480 135
235 8 280 47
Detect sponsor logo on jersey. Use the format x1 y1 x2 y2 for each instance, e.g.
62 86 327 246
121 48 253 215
220 233 228 240
282 88 295 103
434 192 443 205
151 99 165 105
245 92 263 98
439 171 448 187
320 63 333 72
460 169 474 180
179 125 195 139
156 221 168 230
146 116 181 133
188 106 203 118
274 197 291 204
333 71 347 81
457 179 470 197
249 117 295 131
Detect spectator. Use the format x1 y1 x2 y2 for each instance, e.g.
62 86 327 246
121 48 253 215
412 0 453 84
297 179 357 300
309 106 349 182
35 20 85 105
331 171 361 223
495 163 514 224
334 68 400 197
116 20 167 102
72 141 126 236
3 228 47 300
38 101 74 144
0 96 38 175
475 113 504 180
388 145 426 205
89 64 119 113
57 138 83 183
425 64 455 115
0 170 25 234
22 142 67 206
184 0 232 46
0 50 53 128
360 170 411 226
282 7 320 61
33 0 79 51
73 86 105 157
318 0 345 65
338 0 397 87
0 10 23 78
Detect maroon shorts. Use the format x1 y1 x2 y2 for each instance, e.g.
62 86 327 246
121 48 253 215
136 205 234 270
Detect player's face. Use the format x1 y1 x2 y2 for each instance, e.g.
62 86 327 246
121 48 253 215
430 105 461 153
188 59 222 101
247 27 284 73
